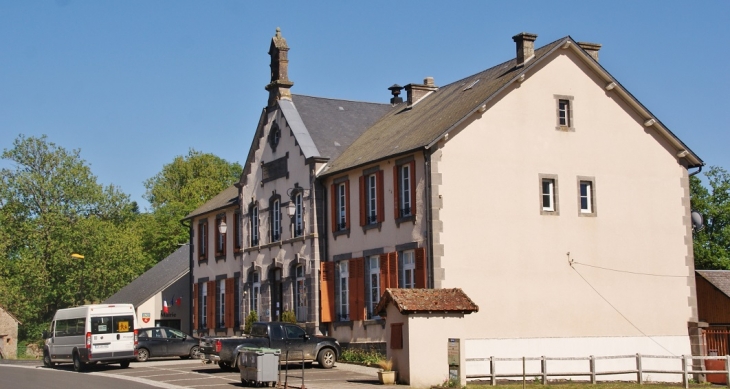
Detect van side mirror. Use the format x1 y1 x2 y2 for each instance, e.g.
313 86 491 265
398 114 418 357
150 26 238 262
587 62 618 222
42 330 50 339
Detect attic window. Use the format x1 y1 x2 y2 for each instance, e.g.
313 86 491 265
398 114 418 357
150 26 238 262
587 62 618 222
338 106 344 111
463 79 480 91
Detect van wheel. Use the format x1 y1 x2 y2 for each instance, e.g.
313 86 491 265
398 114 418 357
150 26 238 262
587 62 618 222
120 361 130 368
136 348 150 362
73 353 85 372
317 348 336 369
43 352 55 368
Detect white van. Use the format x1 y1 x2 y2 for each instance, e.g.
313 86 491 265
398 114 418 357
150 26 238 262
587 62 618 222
43 304 138 371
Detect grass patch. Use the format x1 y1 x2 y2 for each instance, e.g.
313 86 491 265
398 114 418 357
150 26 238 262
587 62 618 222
339 348 385 366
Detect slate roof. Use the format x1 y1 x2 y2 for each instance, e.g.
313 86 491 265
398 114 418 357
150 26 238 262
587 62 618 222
375 288 479 316
289 94 392 161
323 35 702 176
104 245 190 307
184 185 238 220
696 270 730 297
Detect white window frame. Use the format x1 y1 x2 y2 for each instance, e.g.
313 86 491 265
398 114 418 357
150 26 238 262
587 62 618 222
272 199 280 241
580 181 592 213
558 99 570 127
339 261 349 321
402 250 415 289
369 256 380 318
250 272 260 316
294 193 303 237
201 282 208 328
367 174 377 224
219 279 225 327
337 183 346 230
400 165 411 217
542 179 555 211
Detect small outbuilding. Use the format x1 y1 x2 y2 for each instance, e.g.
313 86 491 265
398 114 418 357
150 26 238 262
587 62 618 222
0 305 21 359
375 288 479 386
105 245 191 333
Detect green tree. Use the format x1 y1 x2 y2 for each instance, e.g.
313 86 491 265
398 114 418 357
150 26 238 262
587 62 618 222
691 166 730 270
142 149 242 261
0 135 151 340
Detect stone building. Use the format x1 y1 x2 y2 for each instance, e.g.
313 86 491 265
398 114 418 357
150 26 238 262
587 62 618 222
0 305 21 359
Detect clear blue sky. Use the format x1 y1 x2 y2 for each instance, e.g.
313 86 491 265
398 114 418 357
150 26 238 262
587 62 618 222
1 1 728 210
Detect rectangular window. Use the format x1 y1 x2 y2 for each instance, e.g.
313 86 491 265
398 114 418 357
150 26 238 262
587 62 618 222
369 256 380 319
295 265 306 322
400 165 411 217
558 99 570 126
272 200 281 242
234 212 242 252
250 206 259 246
539 174 559 215
215 215 226 257
337 183 347 230
402 250 415 289
250 272 260 316
367 174 377 224
339 261 349 321
577 177 597 216
218 279 225 327
201 282 208 328
261 156 288 183
198 221 208 260
294 194 303 237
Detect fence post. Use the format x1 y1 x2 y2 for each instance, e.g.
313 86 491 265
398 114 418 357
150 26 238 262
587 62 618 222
683 355 688 389
541 356 547 385
590 355 596 384
725 355 730 388
490 356 496 386
636 353 643 384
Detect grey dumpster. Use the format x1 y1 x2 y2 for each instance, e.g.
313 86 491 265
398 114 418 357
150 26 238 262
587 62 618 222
238 347 281 387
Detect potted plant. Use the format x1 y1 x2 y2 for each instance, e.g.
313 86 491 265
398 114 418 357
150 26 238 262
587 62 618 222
376 358 396 385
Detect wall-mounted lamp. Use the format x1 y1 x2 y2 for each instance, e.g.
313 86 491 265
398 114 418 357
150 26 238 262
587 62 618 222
605 82 616 91
286 202 296 217
644 119 656 127
218 220 227 234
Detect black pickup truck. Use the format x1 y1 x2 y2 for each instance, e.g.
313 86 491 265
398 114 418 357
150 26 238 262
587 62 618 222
199 322 341 371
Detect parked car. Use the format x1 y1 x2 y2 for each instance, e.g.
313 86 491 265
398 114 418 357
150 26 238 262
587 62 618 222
199 322 341 371
136 327 199 362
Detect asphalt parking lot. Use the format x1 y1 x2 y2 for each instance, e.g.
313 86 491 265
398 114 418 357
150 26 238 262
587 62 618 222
14 358 411 389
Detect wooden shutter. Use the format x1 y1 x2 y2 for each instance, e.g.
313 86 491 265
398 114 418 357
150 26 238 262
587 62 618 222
377 170 385 223
388 252 398 288
206 280 215 330
359 176 366 226
390 323 403 349
330 184 337 232
349 258 365 321
415 247 427 288
409 160 417 217
225 278 234 329
393 165 400 220
320 262 335 323
345 180 351 229
192 283 199 330
379 254 389 297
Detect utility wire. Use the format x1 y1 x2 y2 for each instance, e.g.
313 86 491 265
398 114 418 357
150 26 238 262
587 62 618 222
571 261 688 278
569 262 677 356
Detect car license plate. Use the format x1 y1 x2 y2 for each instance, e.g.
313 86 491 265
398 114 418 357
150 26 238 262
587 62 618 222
95 344 109 349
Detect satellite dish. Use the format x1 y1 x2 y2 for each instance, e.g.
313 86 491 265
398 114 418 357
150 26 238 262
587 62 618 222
691 211 704 232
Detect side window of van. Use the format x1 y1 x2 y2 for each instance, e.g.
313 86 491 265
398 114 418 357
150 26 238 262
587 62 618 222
55 320 67 337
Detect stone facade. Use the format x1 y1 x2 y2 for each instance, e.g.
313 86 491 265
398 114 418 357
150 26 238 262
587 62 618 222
0 306 20 359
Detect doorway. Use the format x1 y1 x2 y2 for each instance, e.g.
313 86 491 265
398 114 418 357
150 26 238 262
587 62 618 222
270 268 282 321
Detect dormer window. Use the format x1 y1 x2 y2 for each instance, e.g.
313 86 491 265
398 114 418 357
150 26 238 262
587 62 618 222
269 123 281 151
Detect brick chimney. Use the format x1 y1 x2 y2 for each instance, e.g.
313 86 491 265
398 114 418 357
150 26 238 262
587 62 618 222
512 32 538 67
405 77 438 106
265 27 294 107
578 42 602 62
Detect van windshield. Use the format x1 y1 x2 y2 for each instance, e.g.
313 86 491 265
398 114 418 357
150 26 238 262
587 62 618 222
91 315 135 334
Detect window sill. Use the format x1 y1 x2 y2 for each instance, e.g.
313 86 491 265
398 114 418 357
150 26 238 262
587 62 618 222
332 320 354 329
540 209 559 216
578 211 597 217
332 229 350 239
198 258 208 266
363 319 386 329
362 223 381 234
215 255 226 262
395 215 415 226
555 125 575 132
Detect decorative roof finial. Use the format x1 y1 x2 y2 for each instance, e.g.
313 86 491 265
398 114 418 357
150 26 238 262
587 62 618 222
276 27 281 38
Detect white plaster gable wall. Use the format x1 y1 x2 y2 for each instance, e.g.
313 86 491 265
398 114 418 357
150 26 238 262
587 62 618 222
436 49 693 343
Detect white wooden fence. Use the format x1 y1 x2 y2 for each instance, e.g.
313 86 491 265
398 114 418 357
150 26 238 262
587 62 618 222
466 354 730 388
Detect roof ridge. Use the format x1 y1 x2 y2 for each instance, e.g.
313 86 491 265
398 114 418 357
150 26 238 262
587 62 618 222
292 94 390 106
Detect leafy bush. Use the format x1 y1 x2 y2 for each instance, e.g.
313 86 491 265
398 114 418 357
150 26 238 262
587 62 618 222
243 310 258 334
281 310 297 324
339 348 385 365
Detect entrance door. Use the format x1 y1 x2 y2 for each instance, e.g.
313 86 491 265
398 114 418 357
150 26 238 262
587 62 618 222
294 265 307 322
270 268 282 322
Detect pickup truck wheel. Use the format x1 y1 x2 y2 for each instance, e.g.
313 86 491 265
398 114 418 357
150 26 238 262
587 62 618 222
136 348 150 362
317 348 336 369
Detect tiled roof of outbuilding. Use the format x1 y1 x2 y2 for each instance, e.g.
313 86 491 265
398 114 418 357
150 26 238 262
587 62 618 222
696 270 730 297
375 288 479 316
184 185 238 220
104 245 190 307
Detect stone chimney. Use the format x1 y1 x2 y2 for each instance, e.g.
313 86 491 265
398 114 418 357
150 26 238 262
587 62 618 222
388 84 404 105
405 77 438 106
512 32 538 67
265 27 294 107
578 42 602 62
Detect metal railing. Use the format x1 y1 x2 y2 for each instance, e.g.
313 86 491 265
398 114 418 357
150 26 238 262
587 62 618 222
466 354 730 389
